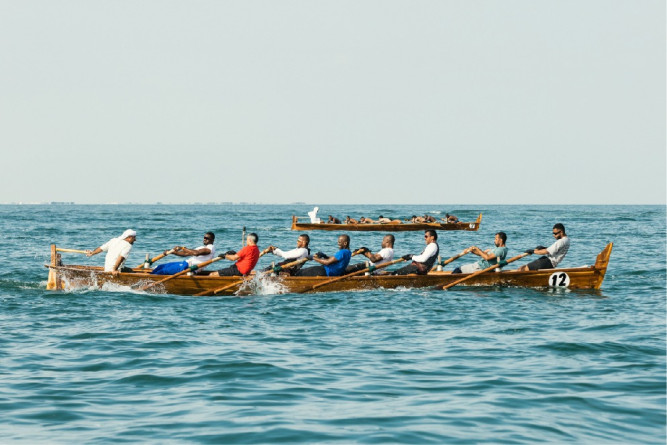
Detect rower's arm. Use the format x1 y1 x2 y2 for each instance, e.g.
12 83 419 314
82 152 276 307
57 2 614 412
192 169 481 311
87 247 102 257
111 255 125 272
470 246 497 261
174 247 211 257
366 251 383 263
314 255 338 266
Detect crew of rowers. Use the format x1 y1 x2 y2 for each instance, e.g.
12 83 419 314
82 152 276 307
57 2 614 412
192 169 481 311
86 224 570 279
323 214 459 224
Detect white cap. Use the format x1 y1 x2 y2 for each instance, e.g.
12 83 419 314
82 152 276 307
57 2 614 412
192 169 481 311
120 229 137 239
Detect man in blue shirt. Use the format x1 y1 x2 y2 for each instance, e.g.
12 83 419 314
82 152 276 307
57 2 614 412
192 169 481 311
296 234 352 277
452 232 508 274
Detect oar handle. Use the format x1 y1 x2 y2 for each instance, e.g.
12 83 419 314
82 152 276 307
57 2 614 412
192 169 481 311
56 248 88 254
441 252 531 290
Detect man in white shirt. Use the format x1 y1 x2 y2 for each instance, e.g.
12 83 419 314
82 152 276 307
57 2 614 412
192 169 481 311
518 223 570 271
393 230 440 275
87 229 137 275
265 234 310 275
346 234 395 274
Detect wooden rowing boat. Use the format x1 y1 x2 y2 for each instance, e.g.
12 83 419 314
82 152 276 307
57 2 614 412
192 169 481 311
45 243 613 295
291 213 483 232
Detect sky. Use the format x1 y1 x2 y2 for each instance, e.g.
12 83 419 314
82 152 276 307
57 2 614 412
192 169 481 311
0 0 664 205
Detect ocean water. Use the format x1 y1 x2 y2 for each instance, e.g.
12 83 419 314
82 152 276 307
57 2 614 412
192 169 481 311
0 204 665 443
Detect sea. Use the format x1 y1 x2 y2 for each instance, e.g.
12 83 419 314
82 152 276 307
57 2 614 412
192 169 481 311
0 204 665 444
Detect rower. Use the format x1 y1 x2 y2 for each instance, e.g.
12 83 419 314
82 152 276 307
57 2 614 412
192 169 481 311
392 230 439 275
345 234 395 274
517 223 570 272
151 232 216 275
86 229 137 275
210 233 260 277
295 234 352 277
452 232 507 274
264 234 311 275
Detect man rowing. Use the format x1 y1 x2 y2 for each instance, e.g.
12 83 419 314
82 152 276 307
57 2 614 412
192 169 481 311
295 234 352 277
392 230 439 275
210 233 260 277
264 234 311 275
86 229 137 275
151 232 216 275
518 223 570 272
452 232 507 274
327 215 341 224
345 234 395 274
443 213 459 223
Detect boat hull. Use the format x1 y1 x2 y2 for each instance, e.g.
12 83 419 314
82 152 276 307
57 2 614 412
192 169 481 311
46 243 613 296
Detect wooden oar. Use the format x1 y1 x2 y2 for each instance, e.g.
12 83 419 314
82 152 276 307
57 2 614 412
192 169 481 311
429 249 470 272
55 248 88 254
303 257 407 293
440 252 531 290
193 248 275 297
138 254 226 291
195 277 251 297
135 247 182 269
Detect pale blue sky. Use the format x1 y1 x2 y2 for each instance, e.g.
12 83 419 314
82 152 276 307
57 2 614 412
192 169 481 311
1 1 664 204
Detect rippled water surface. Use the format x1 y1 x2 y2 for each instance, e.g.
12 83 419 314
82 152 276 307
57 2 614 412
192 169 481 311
1 204 665 443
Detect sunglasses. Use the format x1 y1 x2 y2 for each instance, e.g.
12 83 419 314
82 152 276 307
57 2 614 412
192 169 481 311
552 231 561 236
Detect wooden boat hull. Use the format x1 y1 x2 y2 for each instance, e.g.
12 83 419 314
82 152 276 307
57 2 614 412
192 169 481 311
46 243 613 296
291 214 482 232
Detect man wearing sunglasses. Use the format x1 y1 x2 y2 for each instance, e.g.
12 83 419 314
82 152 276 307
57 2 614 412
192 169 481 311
151 232 216 275
392 230 439 275
518 223 570 272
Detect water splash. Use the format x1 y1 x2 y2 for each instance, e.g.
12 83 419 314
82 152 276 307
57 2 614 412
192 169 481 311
237 273 288 296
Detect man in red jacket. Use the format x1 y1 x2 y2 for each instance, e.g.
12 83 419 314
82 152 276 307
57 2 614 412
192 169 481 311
210 233 260 277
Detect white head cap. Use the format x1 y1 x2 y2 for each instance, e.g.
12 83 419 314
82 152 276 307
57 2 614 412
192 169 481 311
120 229 136 239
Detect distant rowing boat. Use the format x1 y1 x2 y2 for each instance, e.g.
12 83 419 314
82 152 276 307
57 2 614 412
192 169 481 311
45 243 612 295
291 213 483 232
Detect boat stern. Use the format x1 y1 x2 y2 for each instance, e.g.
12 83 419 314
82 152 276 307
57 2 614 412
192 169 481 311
46 244 63 290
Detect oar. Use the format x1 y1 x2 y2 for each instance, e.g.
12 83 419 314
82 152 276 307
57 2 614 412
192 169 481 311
302 257 407 293
138 254 227 291
55 248 88 254
135 247 182 269
440 252 531 290
193 248 275 297
429 249 470 272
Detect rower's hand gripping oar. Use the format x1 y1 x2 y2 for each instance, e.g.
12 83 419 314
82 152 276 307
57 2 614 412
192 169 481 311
439 251 532 290
139 253 227 291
